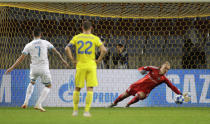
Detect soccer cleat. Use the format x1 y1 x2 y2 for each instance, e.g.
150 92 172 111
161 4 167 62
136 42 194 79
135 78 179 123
72 111 78 116
108 103 117 108
34 105 46 112
21 104 28 109
83 112 91 117
125 104 130 108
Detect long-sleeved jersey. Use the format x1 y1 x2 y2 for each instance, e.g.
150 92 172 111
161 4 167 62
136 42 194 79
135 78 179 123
127 66 181 96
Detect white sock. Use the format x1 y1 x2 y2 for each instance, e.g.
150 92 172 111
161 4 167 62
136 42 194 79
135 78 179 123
24 83 34 105
36 87 50 107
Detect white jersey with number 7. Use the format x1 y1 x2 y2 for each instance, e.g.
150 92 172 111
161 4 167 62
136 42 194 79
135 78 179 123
22 38 54 69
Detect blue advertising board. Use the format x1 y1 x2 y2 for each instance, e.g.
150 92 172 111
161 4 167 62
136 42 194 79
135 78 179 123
0 69 209 107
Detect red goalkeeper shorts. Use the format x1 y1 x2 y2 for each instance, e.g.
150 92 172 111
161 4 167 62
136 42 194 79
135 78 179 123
126 83 150 99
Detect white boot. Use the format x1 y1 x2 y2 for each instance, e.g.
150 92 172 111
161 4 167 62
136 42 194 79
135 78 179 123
72 111 78 116
34 104 46 112
83 112 91 117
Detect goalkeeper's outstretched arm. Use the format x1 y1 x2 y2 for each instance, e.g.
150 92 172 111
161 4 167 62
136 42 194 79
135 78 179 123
138 66 158 75
165 77 182 95
6 54 26 74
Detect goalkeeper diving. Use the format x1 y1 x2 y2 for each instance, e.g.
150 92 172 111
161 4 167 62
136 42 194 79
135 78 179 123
109 61 190 108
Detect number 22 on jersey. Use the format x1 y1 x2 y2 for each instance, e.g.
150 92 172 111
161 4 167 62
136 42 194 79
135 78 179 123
77 41 92 54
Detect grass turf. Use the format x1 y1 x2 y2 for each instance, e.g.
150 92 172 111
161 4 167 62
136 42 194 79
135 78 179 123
0 107 209 124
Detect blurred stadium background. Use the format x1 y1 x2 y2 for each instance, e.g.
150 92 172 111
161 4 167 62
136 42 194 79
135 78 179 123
0 1 209 69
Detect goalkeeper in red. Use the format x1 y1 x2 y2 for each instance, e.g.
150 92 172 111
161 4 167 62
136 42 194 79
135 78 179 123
109 61 182 107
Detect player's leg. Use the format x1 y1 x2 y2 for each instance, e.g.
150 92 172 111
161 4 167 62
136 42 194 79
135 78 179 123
35 70 52 112
35 83 51 112
109 91 130 107
22 80 36 108
72 68 86 116
84 67 97 117
83 87 93 117
22 69 37 108
109 85 136 107
125 91 146 107
72 87 81 116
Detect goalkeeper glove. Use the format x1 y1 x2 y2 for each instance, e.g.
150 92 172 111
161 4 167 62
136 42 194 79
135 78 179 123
183 92 191 102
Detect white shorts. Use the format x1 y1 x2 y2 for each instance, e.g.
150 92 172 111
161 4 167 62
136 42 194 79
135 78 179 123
30 67 52 85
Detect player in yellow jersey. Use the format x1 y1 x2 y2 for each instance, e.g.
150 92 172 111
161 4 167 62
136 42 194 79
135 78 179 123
65 21 107 117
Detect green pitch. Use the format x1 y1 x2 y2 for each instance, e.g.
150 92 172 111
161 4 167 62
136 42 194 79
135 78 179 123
0 107 209 124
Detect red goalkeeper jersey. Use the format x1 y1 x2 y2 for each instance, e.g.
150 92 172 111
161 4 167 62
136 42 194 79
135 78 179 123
128 66 181 95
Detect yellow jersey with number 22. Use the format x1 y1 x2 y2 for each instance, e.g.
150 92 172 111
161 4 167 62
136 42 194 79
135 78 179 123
69 33 102 68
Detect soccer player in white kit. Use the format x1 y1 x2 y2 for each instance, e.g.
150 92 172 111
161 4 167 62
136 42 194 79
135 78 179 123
6 28 69 112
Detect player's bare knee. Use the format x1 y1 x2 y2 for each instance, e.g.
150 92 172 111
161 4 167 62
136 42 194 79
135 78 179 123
45 83 51 88
137 92 146 100
87 87 93 92
124 92 130 97
75 87 81 91
47 84 51 88
30 81 36 85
